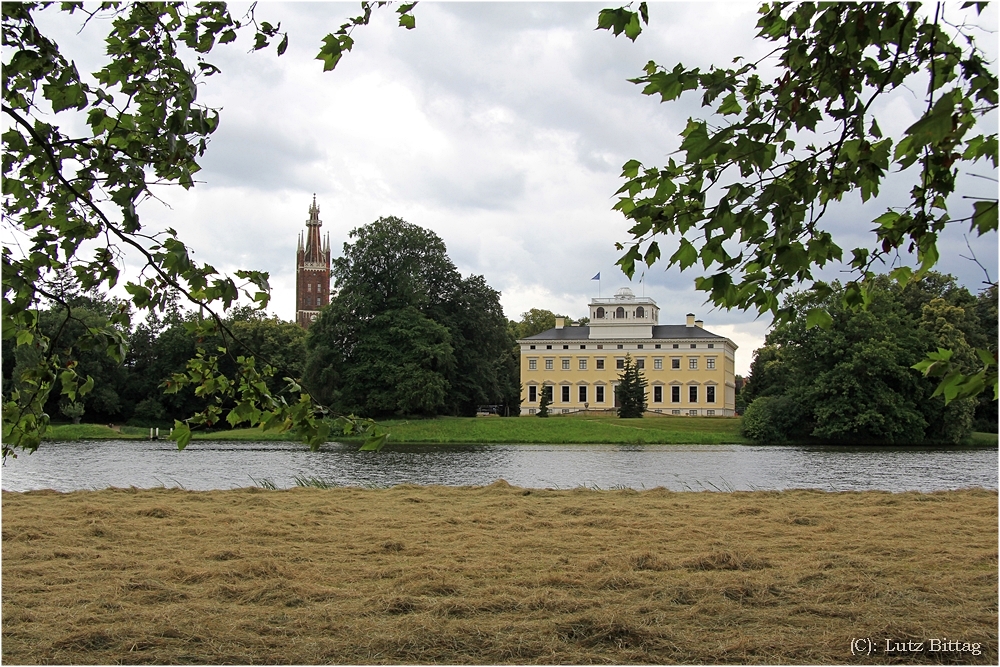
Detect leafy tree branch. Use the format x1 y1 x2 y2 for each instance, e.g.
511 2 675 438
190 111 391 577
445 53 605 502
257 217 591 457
599 1 997 401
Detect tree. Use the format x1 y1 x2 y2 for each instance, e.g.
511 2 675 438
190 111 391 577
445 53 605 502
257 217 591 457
741 274 985 444
615 354 647 418
537 385 552 417
510 309 570 340
305 217 517 418
599 2 997 402
2 2 415 457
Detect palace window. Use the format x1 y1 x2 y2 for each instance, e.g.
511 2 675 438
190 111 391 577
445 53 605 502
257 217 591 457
561 385 570 402
579 359 587 370
636 359 645 370
529 386 537 402
655 344 661 349
689 409 698 416
671 358 681 370
706 357 716 370
654 358 663 370
528 359 537 370
596 307 605 318
579 385 587 402
707 409 715 416
653 386 663 403
546 345 552 349
543 385 553 402
596 385 605 402
637 344 643 349
689 385 698 402
530 345 536 349
636 306 645 318
616 358 625 370
307 283 312 291
596 359 605 370
563 345 569 349
708 343 714 348
707 386 716 403
671 386 680 403
562 358 570 370
672 409 681 415
580 345 586 349
545 359 553 370
616 306 625 318
690 343 697 348
689 358 698 369
617 344 624 349
673 343 679 349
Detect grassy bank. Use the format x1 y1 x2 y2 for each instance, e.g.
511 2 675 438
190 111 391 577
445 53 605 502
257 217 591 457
41 414 745 444
2 486 995 664
42 417 996 447
195 412 748 445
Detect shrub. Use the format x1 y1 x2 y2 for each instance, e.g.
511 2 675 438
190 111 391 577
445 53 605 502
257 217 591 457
741 395 803 444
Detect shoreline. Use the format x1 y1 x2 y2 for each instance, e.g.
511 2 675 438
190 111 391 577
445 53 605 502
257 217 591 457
37 421 1000 447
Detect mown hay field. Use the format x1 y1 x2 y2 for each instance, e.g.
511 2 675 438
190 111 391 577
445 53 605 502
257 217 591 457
3 485 996 664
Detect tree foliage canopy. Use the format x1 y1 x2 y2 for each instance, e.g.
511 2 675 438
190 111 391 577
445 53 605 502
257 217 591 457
304 217 519 419
741 273 995 444
2 2 415 457
600 2 998 400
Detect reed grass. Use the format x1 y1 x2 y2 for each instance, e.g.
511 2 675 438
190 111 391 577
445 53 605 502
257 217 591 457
2 485 995 664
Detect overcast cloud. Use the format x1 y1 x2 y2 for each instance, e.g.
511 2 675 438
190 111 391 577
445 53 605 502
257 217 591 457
20 2 999 375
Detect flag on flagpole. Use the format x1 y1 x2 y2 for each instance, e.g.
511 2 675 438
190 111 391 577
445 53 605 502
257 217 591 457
591 273 600 280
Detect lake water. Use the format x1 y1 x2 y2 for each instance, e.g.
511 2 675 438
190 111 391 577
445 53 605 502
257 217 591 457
1 440 996 493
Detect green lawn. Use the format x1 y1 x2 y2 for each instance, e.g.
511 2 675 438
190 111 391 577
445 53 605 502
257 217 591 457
354 413 747 445
40 417 997 447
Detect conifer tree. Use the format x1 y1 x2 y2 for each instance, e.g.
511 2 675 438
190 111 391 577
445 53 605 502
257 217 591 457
537 385 552 418
615 354 647 418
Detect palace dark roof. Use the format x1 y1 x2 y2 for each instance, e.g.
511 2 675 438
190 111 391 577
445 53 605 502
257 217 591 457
522 325 726 341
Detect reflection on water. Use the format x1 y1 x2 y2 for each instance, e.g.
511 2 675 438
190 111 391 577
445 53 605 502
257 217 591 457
2 441 996 493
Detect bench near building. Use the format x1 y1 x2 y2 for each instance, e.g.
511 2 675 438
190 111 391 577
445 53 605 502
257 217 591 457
517 288 737 416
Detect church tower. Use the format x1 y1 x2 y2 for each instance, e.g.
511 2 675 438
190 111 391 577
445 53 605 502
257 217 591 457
295 195 331 329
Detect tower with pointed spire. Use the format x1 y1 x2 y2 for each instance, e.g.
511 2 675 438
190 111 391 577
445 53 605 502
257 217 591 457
295 195 331 329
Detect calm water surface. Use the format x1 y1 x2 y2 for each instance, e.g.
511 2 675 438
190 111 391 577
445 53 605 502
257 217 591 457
1 440 996 492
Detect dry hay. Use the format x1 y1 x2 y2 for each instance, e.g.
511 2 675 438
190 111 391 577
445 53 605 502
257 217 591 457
2 483 996 664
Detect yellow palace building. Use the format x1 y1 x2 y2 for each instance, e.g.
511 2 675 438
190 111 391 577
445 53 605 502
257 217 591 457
518 287 737 416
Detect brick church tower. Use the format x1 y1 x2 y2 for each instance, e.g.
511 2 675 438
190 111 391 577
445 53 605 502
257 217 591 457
295 195 331 329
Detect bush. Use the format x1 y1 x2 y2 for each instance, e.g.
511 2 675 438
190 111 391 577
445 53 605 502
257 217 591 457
59 400 85 424
741 395 803 444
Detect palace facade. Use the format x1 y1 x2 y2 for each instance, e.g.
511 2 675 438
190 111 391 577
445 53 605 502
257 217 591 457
295 195 331 329
517 288 737 416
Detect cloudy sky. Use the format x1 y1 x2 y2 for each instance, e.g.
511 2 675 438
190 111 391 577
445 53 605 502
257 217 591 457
26 2 1000 375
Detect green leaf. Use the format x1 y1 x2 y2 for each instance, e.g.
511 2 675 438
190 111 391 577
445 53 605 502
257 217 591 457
805 308 832 330
669 238 698 270
717 92 741 115
971 200 998 235
904 95 956 146
172 421 192 451
359 433 388 452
